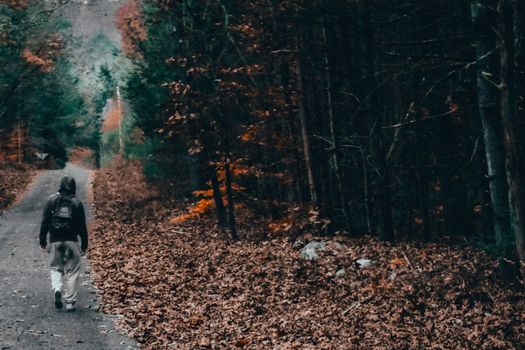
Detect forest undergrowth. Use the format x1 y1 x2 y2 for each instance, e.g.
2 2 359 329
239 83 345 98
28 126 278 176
0 164 38 213
89 160 525 350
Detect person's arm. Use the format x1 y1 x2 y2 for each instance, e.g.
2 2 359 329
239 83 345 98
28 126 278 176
39 198 53 249
76 201 89 253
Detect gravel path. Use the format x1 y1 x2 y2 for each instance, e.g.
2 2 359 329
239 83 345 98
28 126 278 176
0 164 136 349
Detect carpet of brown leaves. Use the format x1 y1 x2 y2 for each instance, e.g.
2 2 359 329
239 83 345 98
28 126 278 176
90 161 525 350
0 163 38 213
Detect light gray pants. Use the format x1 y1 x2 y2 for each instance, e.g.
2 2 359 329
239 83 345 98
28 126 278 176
48 241 82 304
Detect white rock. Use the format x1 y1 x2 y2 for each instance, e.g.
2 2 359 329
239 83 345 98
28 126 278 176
335 269 346 278
300 241 326 260
356 258 374 268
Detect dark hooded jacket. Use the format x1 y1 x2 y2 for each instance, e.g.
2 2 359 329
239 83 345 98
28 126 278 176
39 176 88 251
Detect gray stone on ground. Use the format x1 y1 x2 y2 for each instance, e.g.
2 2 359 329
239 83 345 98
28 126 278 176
355 258 375 268
300 241 326 260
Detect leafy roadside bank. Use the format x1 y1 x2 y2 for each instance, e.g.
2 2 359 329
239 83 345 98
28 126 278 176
0 164 38 214
89 161 525 350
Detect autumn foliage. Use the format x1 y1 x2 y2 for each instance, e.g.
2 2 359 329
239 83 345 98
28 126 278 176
0 0 27 10
115 0 146 56
101 98 123 133
0 164 37 213
22 49 54 73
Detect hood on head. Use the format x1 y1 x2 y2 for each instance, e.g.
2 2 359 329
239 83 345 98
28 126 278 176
59 176 76 195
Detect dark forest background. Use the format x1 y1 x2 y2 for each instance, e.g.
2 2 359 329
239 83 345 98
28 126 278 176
117 0 525 265
1 0 524 267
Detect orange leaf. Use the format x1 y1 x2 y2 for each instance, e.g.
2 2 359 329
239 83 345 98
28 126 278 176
390 258 407 268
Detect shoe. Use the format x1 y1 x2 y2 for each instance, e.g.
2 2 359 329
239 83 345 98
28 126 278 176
54 291 63 309
65 303 75 312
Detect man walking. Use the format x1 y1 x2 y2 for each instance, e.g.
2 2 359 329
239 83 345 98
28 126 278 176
39 176 88 311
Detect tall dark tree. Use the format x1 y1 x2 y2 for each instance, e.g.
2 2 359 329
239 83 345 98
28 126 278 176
498 0 525 260
471 1 512 254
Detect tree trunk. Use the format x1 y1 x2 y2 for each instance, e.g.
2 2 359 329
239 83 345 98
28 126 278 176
362 149 372 234
321 11 352 233
94 146 101 169
413 106 431 240
358 0 394 241
513 0 525 154
279 62 304 203
224 156 238 240
295 32 319 206
471 1 513 254
513 0 525 73
209 164 227 230
498 0 525 261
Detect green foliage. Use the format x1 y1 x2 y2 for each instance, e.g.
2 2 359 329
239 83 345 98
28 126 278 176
0 1 89 166
85 65 117 148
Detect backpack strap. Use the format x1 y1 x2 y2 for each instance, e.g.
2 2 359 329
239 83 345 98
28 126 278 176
53 193 64 214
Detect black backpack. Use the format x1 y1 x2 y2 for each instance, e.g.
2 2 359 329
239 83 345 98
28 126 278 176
51 194 73 232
